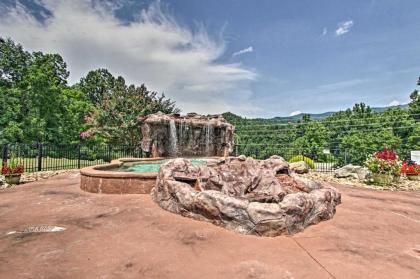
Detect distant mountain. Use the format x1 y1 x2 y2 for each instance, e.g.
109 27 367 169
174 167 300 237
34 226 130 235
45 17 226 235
271 111 335 121
371 104 409 113
223 104 409 122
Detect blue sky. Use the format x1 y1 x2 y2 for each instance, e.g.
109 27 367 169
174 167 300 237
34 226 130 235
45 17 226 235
1 0 419 117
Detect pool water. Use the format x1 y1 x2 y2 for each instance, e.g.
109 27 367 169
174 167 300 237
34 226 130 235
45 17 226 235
118 159 208 173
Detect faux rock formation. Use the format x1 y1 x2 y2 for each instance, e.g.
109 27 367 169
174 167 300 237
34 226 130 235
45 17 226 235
152 155 341 237
140 112 234 158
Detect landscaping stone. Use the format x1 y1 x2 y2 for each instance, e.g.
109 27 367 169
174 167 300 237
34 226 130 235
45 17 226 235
301 171 420 191
289 161 310 174
0 176 7 189
152 155 341 236
334 164 371 180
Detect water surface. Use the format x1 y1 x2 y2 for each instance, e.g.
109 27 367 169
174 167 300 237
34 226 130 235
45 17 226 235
118 159 207 173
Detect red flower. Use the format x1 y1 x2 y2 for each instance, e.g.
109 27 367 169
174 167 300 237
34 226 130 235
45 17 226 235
401 161 420 175
1 164 24 175
375 148 397 161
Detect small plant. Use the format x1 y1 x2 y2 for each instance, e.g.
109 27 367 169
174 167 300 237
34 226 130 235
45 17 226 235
365 148 401 176
1 157 24 185
401 160 420 175
289 155 315 169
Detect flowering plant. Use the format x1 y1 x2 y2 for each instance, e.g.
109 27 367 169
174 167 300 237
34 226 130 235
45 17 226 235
400 160 420 175
1 161 24 176
80 130 91 139
365 148 401 176
374 148 397 161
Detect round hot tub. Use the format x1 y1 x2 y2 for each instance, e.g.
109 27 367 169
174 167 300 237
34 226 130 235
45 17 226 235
80 157 210 194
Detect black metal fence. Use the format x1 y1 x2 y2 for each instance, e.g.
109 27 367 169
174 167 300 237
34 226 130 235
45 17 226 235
1 143 144 173
233 144 372 172
1 143 373 173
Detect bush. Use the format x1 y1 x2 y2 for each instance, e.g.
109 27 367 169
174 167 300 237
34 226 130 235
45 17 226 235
288 155 315 169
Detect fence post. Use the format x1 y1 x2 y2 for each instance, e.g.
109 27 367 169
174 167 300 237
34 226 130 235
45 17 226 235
37 143 43 172
77 145 81 169
108 145 112 162
344 149 348 165
2 144 8 166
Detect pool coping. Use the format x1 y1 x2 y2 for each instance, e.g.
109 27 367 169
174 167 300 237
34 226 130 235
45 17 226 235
80 157 164 179
79 157 221 194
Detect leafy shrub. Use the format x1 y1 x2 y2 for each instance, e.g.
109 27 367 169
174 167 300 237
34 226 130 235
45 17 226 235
288 155 315 169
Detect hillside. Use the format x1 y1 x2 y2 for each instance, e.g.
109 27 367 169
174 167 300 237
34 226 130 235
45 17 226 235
223 104 409 122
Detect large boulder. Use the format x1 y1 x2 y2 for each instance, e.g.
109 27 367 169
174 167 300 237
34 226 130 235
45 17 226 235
289 161 310 174
152 155 341 237
334 164 371 180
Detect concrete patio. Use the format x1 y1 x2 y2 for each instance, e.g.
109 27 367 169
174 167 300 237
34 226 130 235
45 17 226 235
0 172 419 279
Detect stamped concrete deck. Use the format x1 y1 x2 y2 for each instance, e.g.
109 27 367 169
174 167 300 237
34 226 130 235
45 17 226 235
0 172 419 279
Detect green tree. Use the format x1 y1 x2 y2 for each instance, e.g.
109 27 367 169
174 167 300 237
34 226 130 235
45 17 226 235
81 72 180 145
77 68 117 105
339 130 401 165
409 90 419 120
0 37 31 85
292 116 330 161
0 38 90 144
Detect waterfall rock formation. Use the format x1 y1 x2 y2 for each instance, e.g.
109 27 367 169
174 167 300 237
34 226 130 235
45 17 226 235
140 112 235 157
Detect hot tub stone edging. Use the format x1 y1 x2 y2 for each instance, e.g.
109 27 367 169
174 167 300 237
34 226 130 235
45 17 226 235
80 158 164 194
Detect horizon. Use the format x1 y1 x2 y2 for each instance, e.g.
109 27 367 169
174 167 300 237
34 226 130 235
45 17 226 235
1 0 419 117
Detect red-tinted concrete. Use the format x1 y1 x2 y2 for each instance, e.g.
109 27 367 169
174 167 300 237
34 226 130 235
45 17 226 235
0 172 419 279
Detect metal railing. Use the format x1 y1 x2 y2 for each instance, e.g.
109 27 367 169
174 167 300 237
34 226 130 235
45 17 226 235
1 143 144 173
1 143 375 173
233 144 372 172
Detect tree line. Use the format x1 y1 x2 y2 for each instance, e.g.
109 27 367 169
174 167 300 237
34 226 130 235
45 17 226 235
0 38 179 146
224 94 419 164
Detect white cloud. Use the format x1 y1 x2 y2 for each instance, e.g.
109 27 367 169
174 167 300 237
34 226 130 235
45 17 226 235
317 78 368 91
322 27 327 36
388 100 400 107
289 110 302 116
232 46 253 57
0 0 257 115
335 20 354 36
